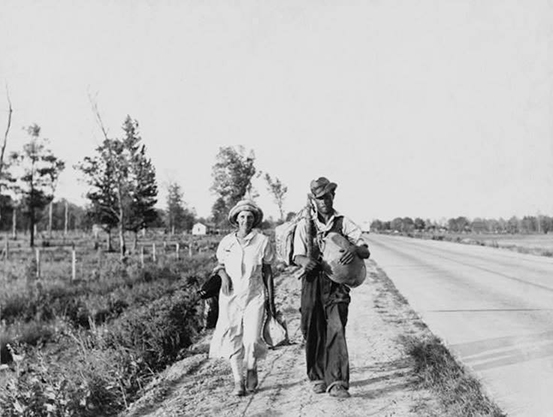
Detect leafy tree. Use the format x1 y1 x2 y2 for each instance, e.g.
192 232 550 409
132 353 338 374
210 146 256 223
414 217 425 231
370 219 384 232
0 194 14 231
36 199 88 233
264 173 288 221
77 141 120 251
166 181 195 233
78 115 158 255
211 196 228 227
448 216 469 233
391 217 403 232
9 124 65 247
121 117 158 248
402 217 415 233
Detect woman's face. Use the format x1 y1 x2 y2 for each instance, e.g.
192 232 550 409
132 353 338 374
237 210 255 232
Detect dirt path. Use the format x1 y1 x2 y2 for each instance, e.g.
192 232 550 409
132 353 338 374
124 260 444 417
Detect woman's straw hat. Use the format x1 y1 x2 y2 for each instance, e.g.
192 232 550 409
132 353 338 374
228 200 264 227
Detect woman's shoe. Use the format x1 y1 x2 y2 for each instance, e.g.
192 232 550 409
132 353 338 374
246 369 258 392
233 380 246 397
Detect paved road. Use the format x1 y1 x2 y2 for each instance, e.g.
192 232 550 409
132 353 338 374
367 233 553 417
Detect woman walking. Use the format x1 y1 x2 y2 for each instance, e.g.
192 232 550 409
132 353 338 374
209 200 276 396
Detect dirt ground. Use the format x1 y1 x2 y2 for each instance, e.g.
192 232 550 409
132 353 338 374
123 260 445 417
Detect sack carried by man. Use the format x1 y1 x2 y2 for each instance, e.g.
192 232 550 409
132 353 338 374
274 207 311 266
320 232 366 288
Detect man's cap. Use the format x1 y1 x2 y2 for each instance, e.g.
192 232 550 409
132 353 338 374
310 177 337 198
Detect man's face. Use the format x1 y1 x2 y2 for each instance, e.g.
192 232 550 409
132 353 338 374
313 192 334 215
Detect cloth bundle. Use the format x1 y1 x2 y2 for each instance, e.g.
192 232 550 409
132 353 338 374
263 311 288 349
198 274 222 299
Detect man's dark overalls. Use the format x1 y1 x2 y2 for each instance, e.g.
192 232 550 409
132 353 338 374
300 216 351 392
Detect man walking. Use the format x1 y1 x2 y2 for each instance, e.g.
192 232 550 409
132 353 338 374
293 177 370 398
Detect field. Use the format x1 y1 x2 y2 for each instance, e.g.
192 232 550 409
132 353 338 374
0 229 222 417
417 232 553 257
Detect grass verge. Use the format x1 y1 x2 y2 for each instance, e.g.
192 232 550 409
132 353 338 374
369 261 506 417
402 336 506 417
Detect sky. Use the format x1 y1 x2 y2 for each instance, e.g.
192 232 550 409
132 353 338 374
1 0 552 227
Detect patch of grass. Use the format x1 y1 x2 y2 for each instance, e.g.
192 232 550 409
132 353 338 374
402 336 506 417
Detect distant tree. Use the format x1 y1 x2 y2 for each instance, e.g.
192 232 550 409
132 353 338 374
9 124 65 247
471 218 487 233
165 181 195 233
0 89 13 228
210 146 256 221
401 217 414 233
0 194 14 231
414 217 425 231
0 88 12 182
36 199 87 232
507 216 520 234
78 114 158 255
211 196 228 227
390 217 403 232
448 216 469 233
264 173 288 221
78 142 120 251
121 117 158 249
370 219 384 232
542 216 553 234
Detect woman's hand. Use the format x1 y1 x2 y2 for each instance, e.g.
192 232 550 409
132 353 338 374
219 269 233 295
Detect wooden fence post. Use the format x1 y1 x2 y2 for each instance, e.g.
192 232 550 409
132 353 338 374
71 247 76 282
35 248 41 279
176 243 180 260
140 246 145 268
152 243 157 262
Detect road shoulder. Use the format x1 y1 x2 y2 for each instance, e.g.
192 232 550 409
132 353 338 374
124 260 448 416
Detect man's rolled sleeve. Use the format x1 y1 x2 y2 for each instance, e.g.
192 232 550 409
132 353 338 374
342 217 367 247
292 218 309 260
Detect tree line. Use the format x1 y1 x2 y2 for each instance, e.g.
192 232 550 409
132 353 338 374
370 215 553 234
0 96 289 253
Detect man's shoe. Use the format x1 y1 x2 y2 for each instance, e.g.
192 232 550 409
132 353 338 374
233 380 246 397
329 385 350 398
246 369 258 392
312 381 326 394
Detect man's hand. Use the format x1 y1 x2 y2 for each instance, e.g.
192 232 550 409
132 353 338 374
294 255 318 272
338 248 355 265
219 269 233 296
339 244 370 264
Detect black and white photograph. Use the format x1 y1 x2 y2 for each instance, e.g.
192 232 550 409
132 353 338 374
1 1 552 416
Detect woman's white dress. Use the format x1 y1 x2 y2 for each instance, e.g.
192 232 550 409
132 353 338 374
209 229 274 362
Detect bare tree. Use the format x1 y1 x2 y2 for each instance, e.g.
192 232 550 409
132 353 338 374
0 87 13 228
0 86 12 179
264 173 288 221
88 95 127 259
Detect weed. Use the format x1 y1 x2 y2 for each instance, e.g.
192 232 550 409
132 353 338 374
403 336 506 417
